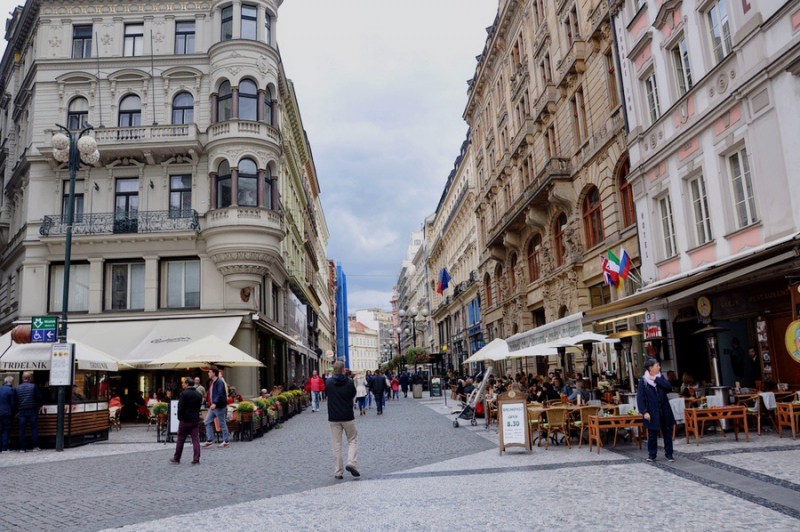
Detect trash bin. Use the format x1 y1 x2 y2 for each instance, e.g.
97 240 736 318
412 384 423 399
705 386 731 430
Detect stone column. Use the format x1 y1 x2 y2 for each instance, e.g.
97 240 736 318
230 167 239 207
195 13 207 53
256 4 266 42
209 172 218 209
88 258 104 314
210 93 218 123
231 87 239 119
271 176 279 211
143 16 153 56
257 89 265 122
257 169 266 208
143 256 159 312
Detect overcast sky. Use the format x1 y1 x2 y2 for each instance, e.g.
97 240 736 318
0 0 498 312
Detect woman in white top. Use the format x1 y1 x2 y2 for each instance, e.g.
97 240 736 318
355 374 368 416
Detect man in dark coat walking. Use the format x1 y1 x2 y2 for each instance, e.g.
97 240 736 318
637 359 676 463
326 361 359 480
171 377 203 465
399 371 410 398
370 370 388 415
15 372 42 452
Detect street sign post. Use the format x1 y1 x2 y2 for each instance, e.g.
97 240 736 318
31 316 58 343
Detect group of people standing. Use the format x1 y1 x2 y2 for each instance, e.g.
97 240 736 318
0 372 43 453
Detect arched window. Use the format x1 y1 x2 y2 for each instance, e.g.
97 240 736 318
264 87 274 126
527 234 541 282
238 158 258 207
554 213 567 267
619 160 635 228
484 273 492 307
558 305 569 319
217 81 232 122
494 264 504 303
217 161 231 209
582 186 604 248
118 95 141 128
68 97 89 130
239 80 258 121
509 254 517 290
265 166 273 209
171 92 194 124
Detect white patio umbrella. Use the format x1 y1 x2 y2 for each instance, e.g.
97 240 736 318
462 338 509 364
144 335 265 369
0 336 130 372
560 332 611 384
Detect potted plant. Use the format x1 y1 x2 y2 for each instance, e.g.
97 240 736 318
152 402 169 424
236 401 255 422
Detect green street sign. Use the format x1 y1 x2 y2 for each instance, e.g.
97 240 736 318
31 316 58 343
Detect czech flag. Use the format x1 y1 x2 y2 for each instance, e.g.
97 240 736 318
618 248 632 280
601 255 619 287
437 268 451 295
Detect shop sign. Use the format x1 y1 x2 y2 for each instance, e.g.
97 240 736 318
0 360 48 371
50 343 75 386
696 296 712 324
31 316 58 343
644 310 668 323
644 322 663 339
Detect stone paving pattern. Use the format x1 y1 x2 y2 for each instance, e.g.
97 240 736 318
0 393 797 531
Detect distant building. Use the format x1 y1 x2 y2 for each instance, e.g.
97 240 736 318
348 320 379 372
355 309 395 364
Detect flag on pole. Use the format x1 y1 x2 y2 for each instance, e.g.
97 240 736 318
436 268 451 295
601 255 619 287
618 248 632 280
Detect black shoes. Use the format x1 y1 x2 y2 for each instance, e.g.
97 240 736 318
169 458 179 464
666 456 675 462
335 475 344 480
191 460 200 465
346 465 361 477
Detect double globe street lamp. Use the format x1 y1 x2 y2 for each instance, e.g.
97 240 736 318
398 306 429 349
50 124 100 452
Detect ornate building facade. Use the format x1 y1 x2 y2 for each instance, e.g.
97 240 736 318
0 0 332 396
465 0 639 372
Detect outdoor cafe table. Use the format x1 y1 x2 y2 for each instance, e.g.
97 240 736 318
587 414 643 454
685 406 749 446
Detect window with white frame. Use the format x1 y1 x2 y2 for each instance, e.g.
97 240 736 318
706 0 732 64
221 5 233 41
671 38 693 96
49 263 90 312
174 21 195 55
727 148 757 229
644 71 661 124
72 25 92 59
123 24 144 57
108 262 145 310
688 174 712 246
163 259 200 308
659 195 677 258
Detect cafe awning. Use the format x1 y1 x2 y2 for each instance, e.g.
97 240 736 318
144 335 265 369
67 315 244 367
505 312 585 351
463 338 509 364
0 334 128 372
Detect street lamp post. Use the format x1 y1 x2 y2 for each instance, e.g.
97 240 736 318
50 124 100 452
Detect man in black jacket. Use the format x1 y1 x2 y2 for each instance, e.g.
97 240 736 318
326 361 359 480
15 372 42 452
171 377 203 465
370 370 388 415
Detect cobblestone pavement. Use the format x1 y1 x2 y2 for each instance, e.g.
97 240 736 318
1 394 798 531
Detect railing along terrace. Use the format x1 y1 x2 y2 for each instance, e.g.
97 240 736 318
40 210 200 237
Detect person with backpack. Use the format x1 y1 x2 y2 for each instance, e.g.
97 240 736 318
201 366 230 449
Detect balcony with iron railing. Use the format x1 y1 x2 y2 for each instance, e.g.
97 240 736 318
39 209 199 237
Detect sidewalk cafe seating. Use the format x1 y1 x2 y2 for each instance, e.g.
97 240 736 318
146 406 158 432
669 398 686 440
685 406 749 445
528 402 542 446
571 406 600 448
776 402 800 440
541 407 571 450
741 393 776 435
587 412 643 454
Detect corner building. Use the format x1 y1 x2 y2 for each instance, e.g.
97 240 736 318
465 0 639 374
0 0 330 398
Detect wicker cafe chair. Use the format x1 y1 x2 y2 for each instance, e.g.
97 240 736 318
146 406 158 432
571 406 600 448
542 408 571 450
745 395 776 435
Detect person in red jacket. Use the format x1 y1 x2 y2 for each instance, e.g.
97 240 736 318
305 370 326 412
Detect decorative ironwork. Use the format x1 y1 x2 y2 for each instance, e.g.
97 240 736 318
40 209 200 237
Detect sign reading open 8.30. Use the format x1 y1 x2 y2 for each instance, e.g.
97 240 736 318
50 343 75 386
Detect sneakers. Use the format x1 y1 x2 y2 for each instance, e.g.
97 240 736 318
31 447 41 452
218 441 230 448
666 456 675 462
646 457 656 463
201 441 214 448
345 465 361 477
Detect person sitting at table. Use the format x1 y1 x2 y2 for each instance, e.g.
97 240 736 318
568 380 591 403
227 386 243 404
109 393 122 409
553 377 571 396
680 373 696 397
146 392 159 407
666 370 680 390
462 379 475 400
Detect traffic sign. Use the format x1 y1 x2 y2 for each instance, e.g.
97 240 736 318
32 316 58 343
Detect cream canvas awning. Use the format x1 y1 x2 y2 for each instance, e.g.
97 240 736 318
67 316 243 367
505 312 585 351
0 333 128 372
145 335 264 369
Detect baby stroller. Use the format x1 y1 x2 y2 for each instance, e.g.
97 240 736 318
452 365 493 428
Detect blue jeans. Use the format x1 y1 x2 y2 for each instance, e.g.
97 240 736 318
18 410 38 451
0 415 11 451
204 407 229 443
392 390 399 400
357 397 366 411
311 391 322 411
366 392 372 408
376 393 385 413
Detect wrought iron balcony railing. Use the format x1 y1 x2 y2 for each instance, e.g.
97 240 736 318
40 210 200 237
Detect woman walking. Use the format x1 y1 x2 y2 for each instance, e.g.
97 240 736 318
355 374 368 416
365 370 373 409
391 376 400 401
637 358 676 463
